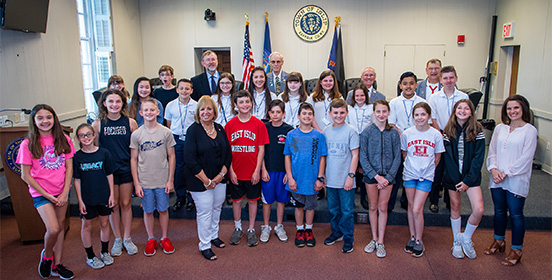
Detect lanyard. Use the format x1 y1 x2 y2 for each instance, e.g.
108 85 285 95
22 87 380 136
289 100 301 127
355 106 366 133
402 98 415 127
178 100 189 135
323 98 331 117
220 96 230 124
255 92 266 118
446 92 456 116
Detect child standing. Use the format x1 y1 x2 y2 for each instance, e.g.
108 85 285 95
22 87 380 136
442 99 485 259
225 90 270 247
322 99 359 253
130 99 176 256
401 102 445 257
73 123 116 269
310 70 343 132
164 78 198 211
260 100 294 243
278 72 311 127
212 72 237 126
92 89 139 256
359 100 402 258
284 103 327 248
17 104 76 279
153 65 179 112
249 66 277 121
129 77 164 126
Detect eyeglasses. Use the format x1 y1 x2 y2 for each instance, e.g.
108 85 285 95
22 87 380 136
78 132 93 139
220 82 233 85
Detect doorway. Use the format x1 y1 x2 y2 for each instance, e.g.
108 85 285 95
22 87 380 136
194 48 232 75
496 45 521 98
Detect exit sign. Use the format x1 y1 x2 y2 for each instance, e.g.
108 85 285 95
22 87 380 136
503 22 515 38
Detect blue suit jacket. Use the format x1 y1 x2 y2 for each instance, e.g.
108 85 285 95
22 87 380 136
267 71 289 95
415 78 442 100
191 72 217 101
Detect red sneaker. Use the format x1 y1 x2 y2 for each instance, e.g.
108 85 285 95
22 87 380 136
144 239 157 256
295 230 305 248
305 229 316 247
160 238 175 254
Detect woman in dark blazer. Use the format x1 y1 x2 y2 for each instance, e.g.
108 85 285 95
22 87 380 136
184 96 232 261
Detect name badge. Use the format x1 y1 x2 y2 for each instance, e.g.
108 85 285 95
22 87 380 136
323 117 331 126
179 135 186 141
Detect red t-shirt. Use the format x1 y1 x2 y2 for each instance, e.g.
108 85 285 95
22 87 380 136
225 116 269 181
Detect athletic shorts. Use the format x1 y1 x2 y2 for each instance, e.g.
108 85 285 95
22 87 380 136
142 188 169 213
32 195 53 208
113 171 133 185
229 180 261 201
404 179 432 192
289 192 318 210
81 204 113 220
261 172 289 204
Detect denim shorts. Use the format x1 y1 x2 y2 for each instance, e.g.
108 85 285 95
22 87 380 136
404 179 432 192
142 188 169 213
32 195 52 208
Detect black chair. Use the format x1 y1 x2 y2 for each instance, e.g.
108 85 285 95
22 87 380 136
344 78 361 98
93 88 107 105
306 79 318 94
459 88 483 110
235 81 244 91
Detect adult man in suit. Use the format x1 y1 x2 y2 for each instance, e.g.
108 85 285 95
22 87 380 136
191 50 220 101
415 58 442 100
266 52 289 95
345 67 386 104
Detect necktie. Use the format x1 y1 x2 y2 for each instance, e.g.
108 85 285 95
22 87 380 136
275 76 281 94
210 75 217 95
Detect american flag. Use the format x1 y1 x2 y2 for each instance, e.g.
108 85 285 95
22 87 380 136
242 20 255 90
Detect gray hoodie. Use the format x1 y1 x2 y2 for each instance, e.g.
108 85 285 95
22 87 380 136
359 124 402 184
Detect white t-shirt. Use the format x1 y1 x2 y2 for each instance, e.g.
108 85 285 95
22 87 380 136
309 91 343 131
211 94 234 126
401 126 445 182
426 82 440 96
388 94 427 133
347 104 373 134
252 90 278 120
428 89 469 130
164 98 198 138
278 93 312 128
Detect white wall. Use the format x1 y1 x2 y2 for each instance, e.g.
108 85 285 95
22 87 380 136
136 0 496 97
489 0 552 173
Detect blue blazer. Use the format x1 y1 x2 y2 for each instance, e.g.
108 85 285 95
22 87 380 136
415 78 442 100
267 71 289 94
191 72 215 101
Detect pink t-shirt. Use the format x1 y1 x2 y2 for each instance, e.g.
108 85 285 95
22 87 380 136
16 134 75 197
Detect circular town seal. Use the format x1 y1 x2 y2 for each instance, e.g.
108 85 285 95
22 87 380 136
4 136 25 176
293 5 329 42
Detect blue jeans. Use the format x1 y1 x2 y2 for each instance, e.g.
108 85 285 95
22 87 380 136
173 136 187 201
491 188 526 249
327 187 355 242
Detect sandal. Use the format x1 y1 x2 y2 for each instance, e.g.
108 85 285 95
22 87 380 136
501 249 522 266
201 248 217 261
211 238 226 248
484 239 505 255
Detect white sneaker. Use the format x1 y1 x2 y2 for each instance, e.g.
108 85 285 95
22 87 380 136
123 237 138 255
274 224 288 242
376 243 387 258
260 225 272 243
100 252 114 265
86 256 105 269
452 233 465 259
364 240 377 253
111 238 123 257
460 233 477 259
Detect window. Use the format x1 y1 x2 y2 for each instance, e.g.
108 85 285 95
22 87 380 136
76 0 114 115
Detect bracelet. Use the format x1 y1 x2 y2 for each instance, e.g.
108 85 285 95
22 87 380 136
219 172 226 177
203 179 212 187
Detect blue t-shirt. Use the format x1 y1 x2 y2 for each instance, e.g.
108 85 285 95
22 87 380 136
283 128 327 195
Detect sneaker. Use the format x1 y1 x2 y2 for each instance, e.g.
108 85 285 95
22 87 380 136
230 228 243 245
160 238 175 254
324 234 344 245
38 249 52 279
364 240 377 253
460 233 477 259
111 238 123 257
100 252 114 266
274 224 288 242
411 240 424 257
260 225 272 243
404 236 416 254
452 233 465 259
123 237 138 255
304 229 316 247
144 239 157 256
51 264 74 280
376 243 387 258
295 230 305 247
86 256 105 269
342 241 354 253
247 229 259 247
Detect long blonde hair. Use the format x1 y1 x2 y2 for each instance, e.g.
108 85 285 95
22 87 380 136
443 99 483 141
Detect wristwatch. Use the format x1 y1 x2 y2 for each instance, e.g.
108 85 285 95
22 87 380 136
317 176 325 183
348 173 355 178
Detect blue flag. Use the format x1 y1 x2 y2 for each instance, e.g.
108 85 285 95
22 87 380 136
328 25 338 71
263 18 272 73
327 23 345 93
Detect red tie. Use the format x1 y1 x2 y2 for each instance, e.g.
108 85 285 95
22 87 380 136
429 85 438 94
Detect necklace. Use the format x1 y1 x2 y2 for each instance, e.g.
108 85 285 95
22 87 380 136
202 123 215 136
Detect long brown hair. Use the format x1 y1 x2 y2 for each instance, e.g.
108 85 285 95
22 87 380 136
27 104 71 159
350 83 369 106
129 77 154 120
248 66 273 117
312 70 342 102
443 99 483 141
97 89 129 123
213 72 236 110
280 72 307 103
372 100 393 131
501 94 531 124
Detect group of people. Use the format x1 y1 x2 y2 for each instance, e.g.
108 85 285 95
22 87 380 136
16 51 538 279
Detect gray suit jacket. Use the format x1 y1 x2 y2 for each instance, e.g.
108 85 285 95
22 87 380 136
415 78 442 100
267 71 289 95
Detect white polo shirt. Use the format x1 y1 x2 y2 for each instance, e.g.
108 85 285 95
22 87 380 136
252 90 278 120
164 98 198 138
428 89 469 130
347 104 373 134
212 94 234 126
388 94 427 133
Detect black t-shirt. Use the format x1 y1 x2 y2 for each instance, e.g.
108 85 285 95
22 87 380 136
73 147 117 206
154 87 179 111
264 122 294 172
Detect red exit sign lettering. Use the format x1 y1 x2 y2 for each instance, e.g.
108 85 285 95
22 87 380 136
503 22 515 38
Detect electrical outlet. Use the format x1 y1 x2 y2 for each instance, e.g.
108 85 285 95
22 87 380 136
14 113 20 123
0 115 8 127
547 142 551 151
20 112 26 122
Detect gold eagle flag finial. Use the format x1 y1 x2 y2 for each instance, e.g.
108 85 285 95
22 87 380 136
334 16 341 26
265 12 269 23
245 13 249 21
